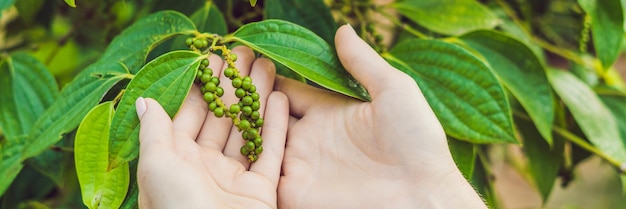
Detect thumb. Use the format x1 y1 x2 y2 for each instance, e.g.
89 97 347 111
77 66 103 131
335 24 409 98
136 97 175 153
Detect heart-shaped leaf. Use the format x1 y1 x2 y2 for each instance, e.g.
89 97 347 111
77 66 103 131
75 102 129 209
386 39 516 144
229 20 370 101
108 51 204 169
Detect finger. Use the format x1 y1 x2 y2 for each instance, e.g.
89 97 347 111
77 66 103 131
335 24 412 99
136 97 175 154
249 92 289 186
274 75 346 118
172 85 208 141
224 57 276 166
197 46 256 150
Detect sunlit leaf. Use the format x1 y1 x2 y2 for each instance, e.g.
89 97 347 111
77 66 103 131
393 0 500 35
548 69 626 179
64 0 76 7
448 137 476 178
108 51 203 169
230 20 370 101
76 102 129 209
459 30 554 144
386 39 516 144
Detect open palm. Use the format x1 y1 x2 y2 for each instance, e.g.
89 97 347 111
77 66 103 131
276 25 485 209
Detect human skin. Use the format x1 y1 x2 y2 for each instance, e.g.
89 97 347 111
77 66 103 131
275 25 487 209
135 46 289 209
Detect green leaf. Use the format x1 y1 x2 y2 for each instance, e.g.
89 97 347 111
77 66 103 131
548 69 626 172
600 94 626 191
64 0 76 7
0 138 26 196
392 0 500 35
578 0 624 68
230 20 370 101
250 0 257 7
191 2 227 35
265 0 337 44
459 30 555 144
386 39 516 144
448 137 476 178
24 62 130 160
99 11 197 74
0 53 58 142
108 51 203 169
76 102 129 209
119 182 139 209
515 115 564 202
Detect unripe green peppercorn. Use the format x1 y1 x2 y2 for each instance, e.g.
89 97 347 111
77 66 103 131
230 53 238 62
214 107 224 117
224 68 235 78
253 137 262 147
245 141 255 151
211 77 220 85
242 80 252 90
204 68 213 76
209 101 217 111
205 82 217 93
243 96 253 106
201 39 209 48
203 92 214 103
248 85 256 93
240 119 251 130
256 118 264 127
202 59 210 66
235 88 246 98
243 76 252 82
248 154 258 162
251 111 260 120
232 77 242 88
251 92 260 101
254 146 263 155
185 38 193 46
216 87 224 97
201 74 212 83
193 39 203 49
251 101 260 111
242 106 252 116
241 146 249 155
229 104 240 114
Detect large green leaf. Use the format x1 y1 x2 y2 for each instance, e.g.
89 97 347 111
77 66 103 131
548 69 626 175
98 10 197 73
265 0 337 44
24 62 130 159
191 2 227 35
459 30 555 145
0 139 25 196
0 53 58 143
108 51 203 169
600 94 626 191
76 102 129 209
392 0 500 35
229 20 370 101
578 0 624 68
515 115 564 202
448 137 476 178
64 0 76 7
385 39 516 144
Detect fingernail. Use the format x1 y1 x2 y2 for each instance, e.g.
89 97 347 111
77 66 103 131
136 97 147 119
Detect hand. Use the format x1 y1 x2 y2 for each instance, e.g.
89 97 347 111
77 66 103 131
135 46 289 209
275 25 486 208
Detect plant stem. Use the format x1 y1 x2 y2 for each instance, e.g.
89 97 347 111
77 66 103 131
372 6 428 39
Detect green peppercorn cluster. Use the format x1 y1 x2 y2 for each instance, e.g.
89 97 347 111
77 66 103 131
187 38 264 162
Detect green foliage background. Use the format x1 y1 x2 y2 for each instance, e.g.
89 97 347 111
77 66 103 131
1 0 626 208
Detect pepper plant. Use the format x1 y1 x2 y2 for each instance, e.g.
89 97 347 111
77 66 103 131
1 0 625 208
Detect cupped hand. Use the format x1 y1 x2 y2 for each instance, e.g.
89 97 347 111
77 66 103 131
276 25 486 208
135 46 289 209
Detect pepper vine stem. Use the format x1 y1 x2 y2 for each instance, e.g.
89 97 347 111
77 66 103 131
372 6 429 39
513 110 625 173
